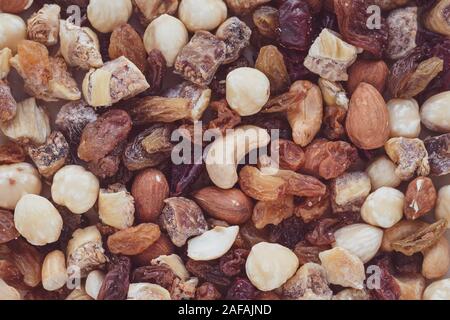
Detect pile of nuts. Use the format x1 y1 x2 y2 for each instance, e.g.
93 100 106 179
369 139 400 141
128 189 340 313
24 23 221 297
1 0 450 301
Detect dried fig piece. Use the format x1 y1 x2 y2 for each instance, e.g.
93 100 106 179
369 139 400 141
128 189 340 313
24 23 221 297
109 24 148 72
0 210 19 244
404 177 436 220
0 80 17 122
216 17 251 64
0 142 25 165
303 139 358 180
424 133 450 176
275 139 305 172
87 142 125 179
252 196 295 229
255 45 290 94
78 109 132 163
392 219 448 256
129 96 192 124
174 31 226 87
107 223 161 256
160 197 208 247
386 7 418 60
48 55 81 101
253 6 279 39
334 0 388 58
385 137 430 181
146 49 166 95
27 131 69 178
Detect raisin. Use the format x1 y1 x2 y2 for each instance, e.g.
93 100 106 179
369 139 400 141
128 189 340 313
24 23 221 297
255 45 290 94
305 218 339 246
0 260 24 288
208 99 242 136
226 278 258 300
253 6 279 40
276 139 305 172
269 216 306 249
97 256 131 300
294 241 329 265
219 248 249 277
0 210 19 244
196 282 222 300
8 239 42 288
170 161 205 197
322 105 347 141
146 49 167 95
107 223 161 256
392 252 423 275
278 0 313 51
132 265 176 290
186 259 231 287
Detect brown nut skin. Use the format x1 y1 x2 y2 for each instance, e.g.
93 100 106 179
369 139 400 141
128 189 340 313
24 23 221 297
404 177 437 220
381 220 428 252
347 60 389 95
131 168 169 223
192 187 253 225
346 82 390 150
131 234 174 267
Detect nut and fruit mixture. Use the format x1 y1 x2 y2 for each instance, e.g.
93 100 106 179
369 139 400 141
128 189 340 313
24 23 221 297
1 0 450 301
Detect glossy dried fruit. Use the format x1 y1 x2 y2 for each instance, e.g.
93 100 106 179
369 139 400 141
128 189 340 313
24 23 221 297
424 133 450 176
97 256 131 300
278 0 312 51
392 219 448 256
404 177 437 220
0 142 25 165
294 192 330 223
225 0 270 16
0 80 17 122
174 31 226 87
253 196 294 229
423 0 450 37
0 259 23 288
186 259 230 287
109 24 148 72
216 17 251 64
303 139 358 180
196 282 222 300
334 0 388 58
253 6 279 39
275 139 305 171
322 105 347 141
306 218 340 247
132 234 175 267
255 45 290 94
369 257 401 300
220 248 249 277
0 210 19 244
132 265 176 289
226 278 257 300
129 96 191 124
107 223 161 256
269 216 305 249
392 252 423 275
146 49 166 95
208 99 242 135
8 239 42 288
293 241 328 265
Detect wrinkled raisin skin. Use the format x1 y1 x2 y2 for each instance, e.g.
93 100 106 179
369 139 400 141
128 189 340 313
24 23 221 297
186 259 230 287
97 256 131 301
132 265 176 290
278 0 313 51
0 210 19 244
219 249 249 277
226 278 258 300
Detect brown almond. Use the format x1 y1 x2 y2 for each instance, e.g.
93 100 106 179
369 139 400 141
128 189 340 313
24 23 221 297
107 223 161 256
131 168 169 222
192 187 253 225
131 234 175 267
0 0 31 13
347 60 389 95
346 82 390 150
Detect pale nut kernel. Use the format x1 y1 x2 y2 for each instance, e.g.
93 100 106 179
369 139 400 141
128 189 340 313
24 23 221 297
0 48 12 79
246 242 299 292
423 279 450 300
387 98 421 138
421 91 450 133
394 274 426 300
127 283 171 300
65 288 93 300
87 0 133 33
319 247 366 290
0 278 21 300
422 237 450 280
187 226 239 261
178 0 227 32
143 14 188 67
366 156 401 190
151 254 190 281
85 270 105 300
332 289 370 300
0 13 26 53
361 187 404 228
333 224 383 263
435 185 450 228
330 172 371 214
98 184 135 230
14 194 63 246
42 250 67 291
51 165 100 214
226 67 270 116
0 162 42 210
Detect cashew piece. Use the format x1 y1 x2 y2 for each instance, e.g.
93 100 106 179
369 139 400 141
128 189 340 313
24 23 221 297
206 125 270 189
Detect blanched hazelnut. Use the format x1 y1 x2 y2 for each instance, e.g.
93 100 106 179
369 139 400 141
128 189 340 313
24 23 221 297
436 185 450 228
187 226 239 261
0 48 12 79
246 242 299 291
178 0 227 32
51 165 100 214
226 67 270 116
0 162 41 210
423 279 450 300
98 184 135 230
0 279 21 300
14 194 63 246
0 13 26 53
85 270 105 300
42 250 67 291
27 4 61 46
422 237 450 280
361 187 405 228
87 0 132 33
366 156 402 190
387 98 421 138
143 14 188 67
420 91 450 133
127 283 171 300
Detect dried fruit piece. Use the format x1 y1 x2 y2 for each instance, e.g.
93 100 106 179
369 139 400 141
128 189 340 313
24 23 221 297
392 219 448 256
27 4 61 46
27 131 69 178
128 96 191 124
385 137 430 181
275 139 305 171
303 139 358 180
386 7 418 60
196 282 222 300
330 172 371 214
381 220 428 252
8 239 42 288
174 31 226 87
255 45 290 94
216 17 251 65
98 256 130 300
0 80 17 122
132 265 176 289
0 210 19 244
282 263 332 300
369 257 401 300
253 6 279 39
47 56 82 101
278 0 312 51
404 177 436 220
132 234 175 267
424 133 450 176
186 259 230 287
0 142 25 165
424 0 450 37
294 192 330 223
160 197 208 247
322 105 347 141
293 241 328 265
253 195 294 229
226 277 257 300
304 28 359 82
107 223 161 256
146 49 166 95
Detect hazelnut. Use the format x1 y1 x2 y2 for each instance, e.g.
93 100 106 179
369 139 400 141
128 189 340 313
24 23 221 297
361 187 405 228
143 14 188 67
87 0 132 33
246 242 299 291
85 270 105 300
42 250 68 291
423 279 450 300
420 91 450 133
187 226 239 261
14 194 63 246
0 48 12 79
98 184 135 230
178 0 227 32
436 185 450 228
226 67 270 116
387 98 421 138
0 162 42 210
51 165 100 214
366 156 402 190
0 13 26 53
127 283 171 300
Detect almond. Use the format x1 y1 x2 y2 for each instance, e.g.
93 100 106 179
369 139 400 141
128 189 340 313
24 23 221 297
346 82 390 150
131 168 169 222
192 187 253 225
347 60 389 95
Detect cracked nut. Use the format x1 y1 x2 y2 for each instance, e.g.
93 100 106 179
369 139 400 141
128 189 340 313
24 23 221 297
14 194 63 246
246 242 299 291
387 98 421 138
404 177 436 221
187 226 239 261
179 0 227 32
99 184 135 230
361 187 404 228
27 4 60 46
134 0 179 25
330 172 371 214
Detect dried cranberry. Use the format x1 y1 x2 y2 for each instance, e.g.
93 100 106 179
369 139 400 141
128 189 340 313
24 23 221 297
226 278 258 300
269 216 306 249
278 0 313 51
